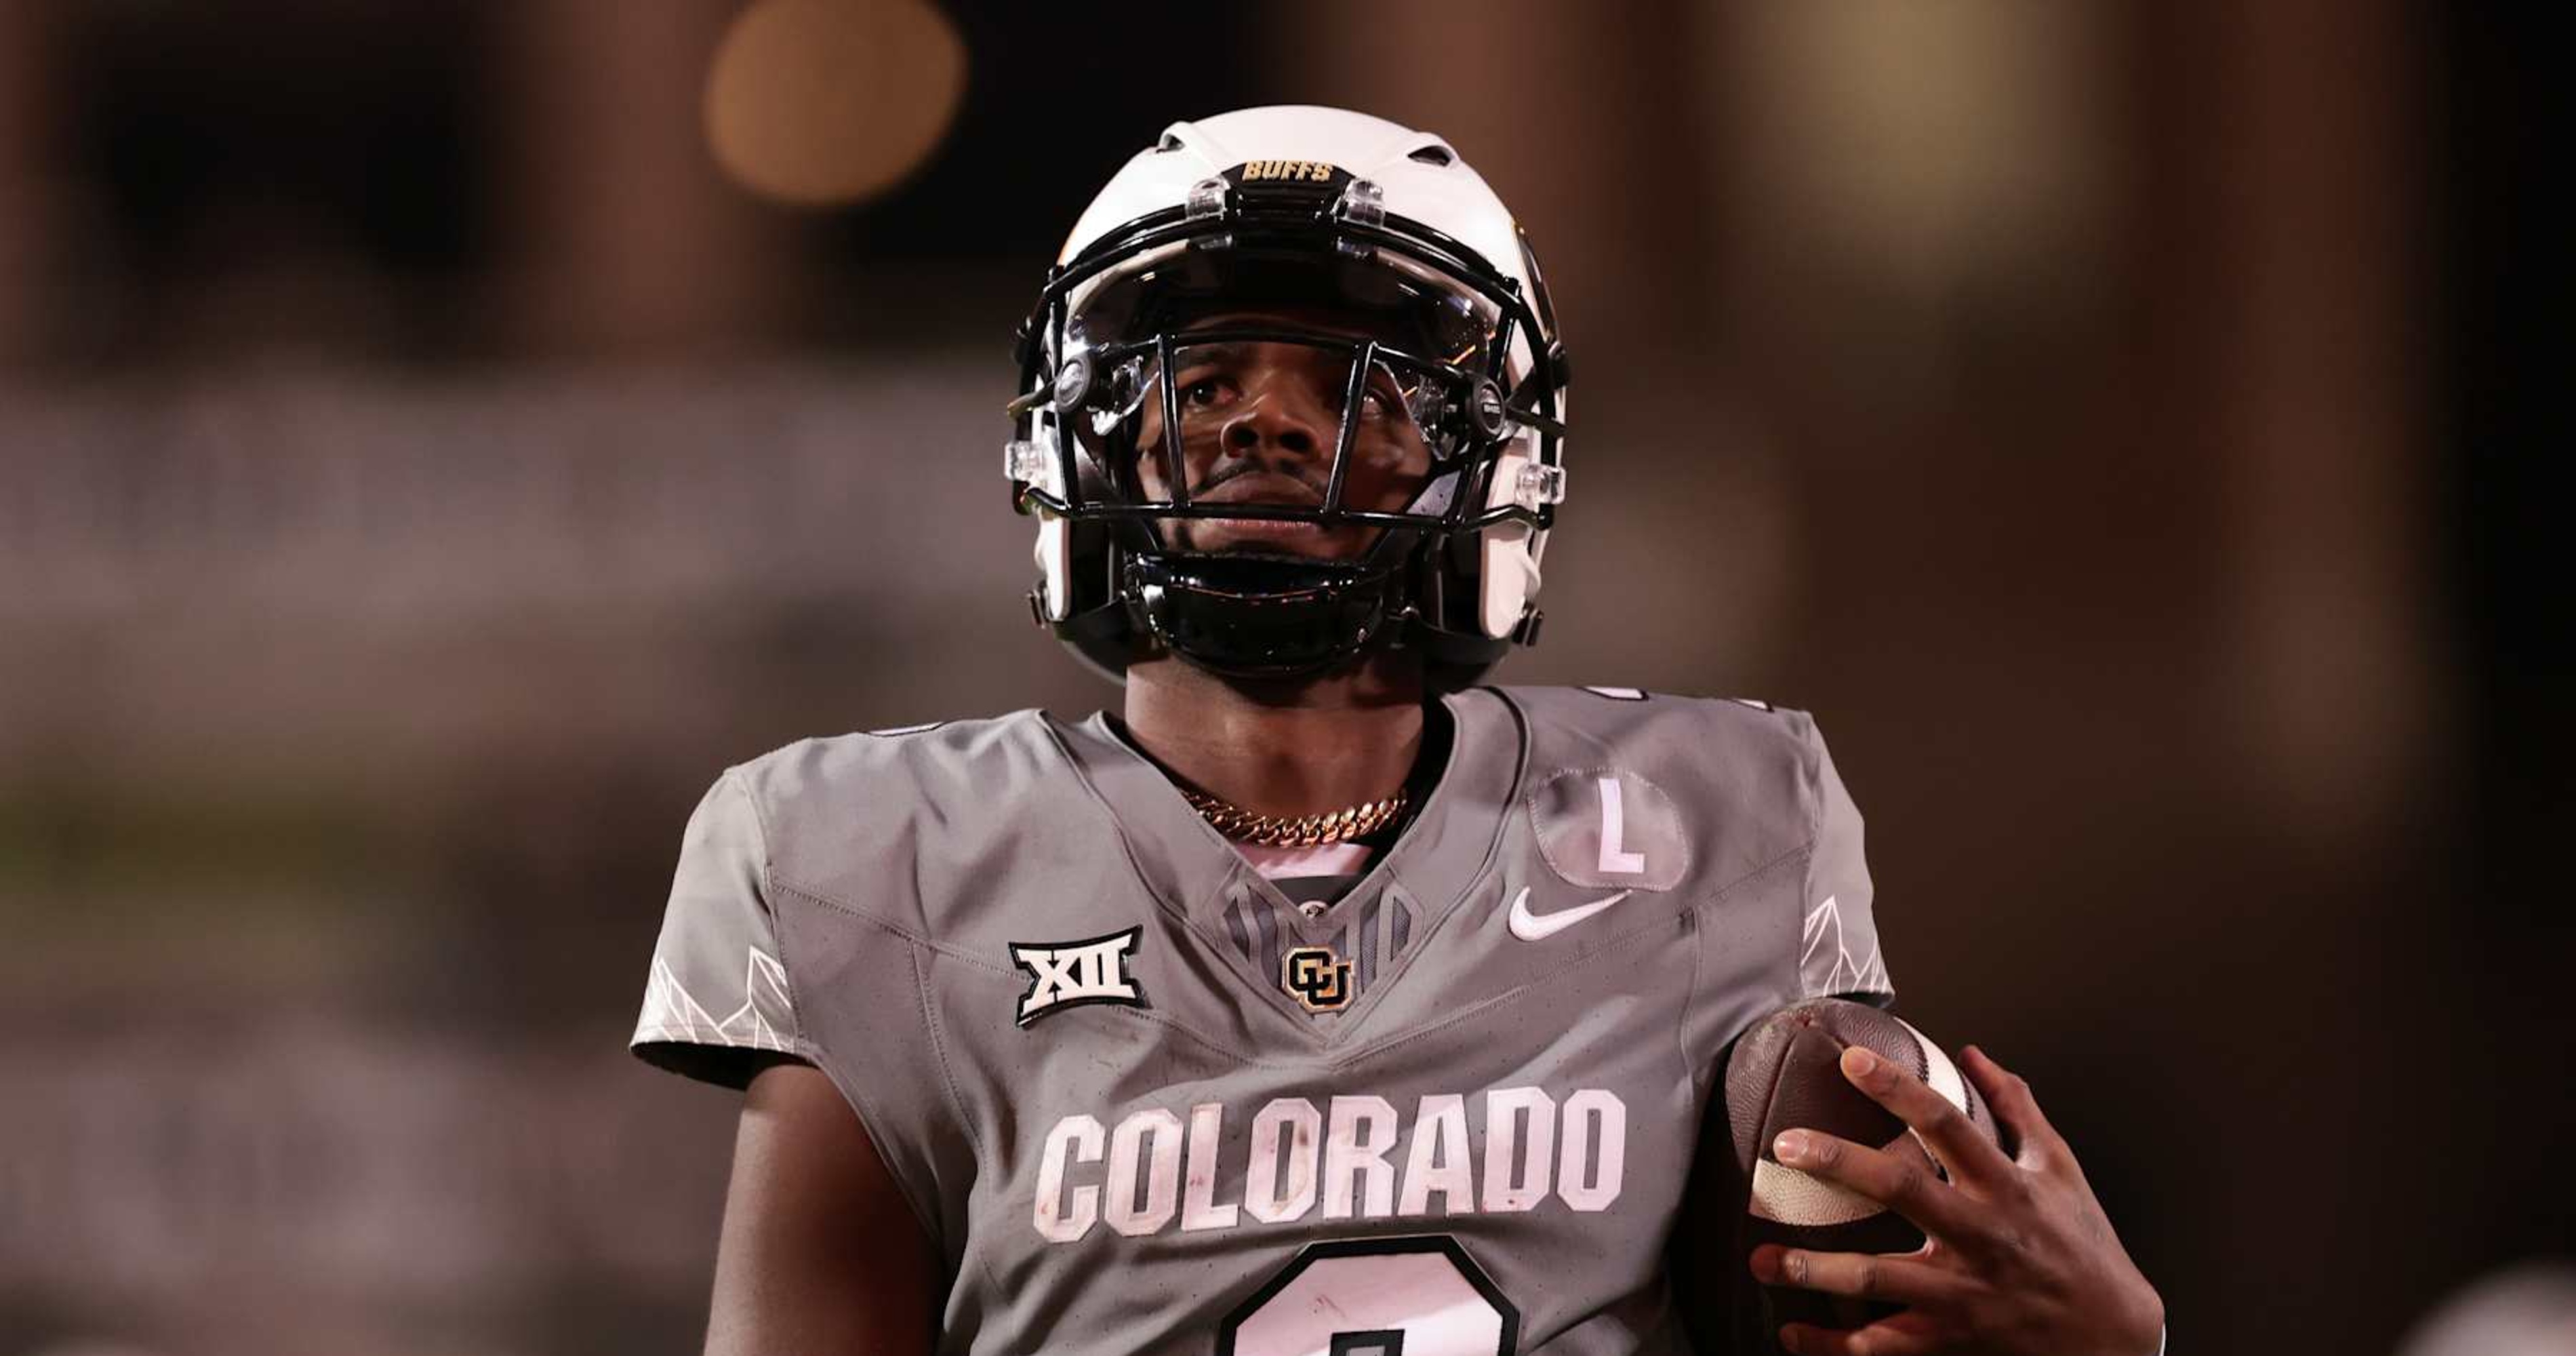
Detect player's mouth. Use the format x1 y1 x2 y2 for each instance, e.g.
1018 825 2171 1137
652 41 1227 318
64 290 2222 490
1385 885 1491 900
1188 474 1336 550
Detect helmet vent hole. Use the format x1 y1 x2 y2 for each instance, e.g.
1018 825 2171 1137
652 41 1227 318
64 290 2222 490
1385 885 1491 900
1156 132 1185 153
1407 143 1455 167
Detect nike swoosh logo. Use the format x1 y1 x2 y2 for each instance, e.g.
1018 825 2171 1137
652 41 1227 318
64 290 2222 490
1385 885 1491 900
1506 885 1633 942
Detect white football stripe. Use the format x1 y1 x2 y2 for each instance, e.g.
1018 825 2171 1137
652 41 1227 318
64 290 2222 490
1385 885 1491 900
1750 1158 1885 1227
1892 1016 1969 1114
1891 1016 1971 1174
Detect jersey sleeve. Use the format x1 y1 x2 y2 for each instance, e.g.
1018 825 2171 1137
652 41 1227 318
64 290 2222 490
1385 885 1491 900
1797 720 1895 1004
630 769 806 1088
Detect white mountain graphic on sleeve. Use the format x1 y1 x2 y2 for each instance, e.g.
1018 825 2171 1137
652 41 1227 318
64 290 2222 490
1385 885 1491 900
634 946 798 1052
1800 896 1890 997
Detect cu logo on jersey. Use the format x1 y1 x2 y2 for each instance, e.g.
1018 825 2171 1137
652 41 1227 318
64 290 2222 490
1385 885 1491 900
1281 946 1350 1012
1010 928 1148 1026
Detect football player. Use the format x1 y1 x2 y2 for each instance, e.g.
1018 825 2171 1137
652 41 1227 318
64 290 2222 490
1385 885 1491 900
632 106 2165 1355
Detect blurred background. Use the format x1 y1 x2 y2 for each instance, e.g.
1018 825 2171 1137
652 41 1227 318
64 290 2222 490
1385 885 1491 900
0 1 2560 1353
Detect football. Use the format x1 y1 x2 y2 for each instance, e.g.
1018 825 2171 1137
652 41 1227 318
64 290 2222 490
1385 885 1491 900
1718 998 2003 1351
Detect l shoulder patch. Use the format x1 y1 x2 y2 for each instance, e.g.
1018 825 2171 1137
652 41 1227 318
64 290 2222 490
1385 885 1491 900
1527 768 1691 892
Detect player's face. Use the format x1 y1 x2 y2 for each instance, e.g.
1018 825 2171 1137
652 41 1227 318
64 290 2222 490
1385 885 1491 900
1130 308 1437 560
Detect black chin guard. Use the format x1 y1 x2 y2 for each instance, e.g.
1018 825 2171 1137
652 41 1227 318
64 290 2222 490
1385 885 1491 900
1126 552 1401 677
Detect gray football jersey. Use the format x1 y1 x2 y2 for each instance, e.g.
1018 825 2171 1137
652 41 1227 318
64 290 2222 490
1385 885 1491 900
632 685 1892 1355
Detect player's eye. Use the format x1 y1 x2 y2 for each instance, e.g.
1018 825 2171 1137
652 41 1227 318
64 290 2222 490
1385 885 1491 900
1335 371 1407 422
1180 376 1232 408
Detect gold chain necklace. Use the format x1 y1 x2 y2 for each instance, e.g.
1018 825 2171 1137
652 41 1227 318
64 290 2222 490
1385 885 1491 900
1179 785 1411 848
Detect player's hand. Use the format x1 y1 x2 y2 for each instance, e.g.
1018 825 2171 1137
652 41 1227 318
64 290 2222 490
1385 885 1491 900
1745 1043 2165 1356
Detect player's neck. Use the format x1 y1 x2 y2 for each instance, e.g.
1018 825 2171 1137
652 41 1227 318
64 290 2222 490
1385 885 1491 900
1119 652 1430 819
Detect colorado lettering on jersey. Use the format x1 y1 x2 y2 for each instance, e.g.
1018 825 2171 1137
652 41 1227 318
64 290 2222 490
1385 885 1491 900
1030 1088 1627 1243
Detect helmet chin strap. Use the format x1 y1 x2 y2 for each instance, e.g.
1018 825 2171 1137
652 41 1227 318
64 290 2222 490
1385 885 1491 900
1124 550 1407 679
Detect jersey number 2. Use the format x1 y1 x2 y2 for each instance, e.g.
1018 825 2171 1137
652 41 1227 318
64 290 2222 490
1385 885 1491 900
1217 1235 1519 1355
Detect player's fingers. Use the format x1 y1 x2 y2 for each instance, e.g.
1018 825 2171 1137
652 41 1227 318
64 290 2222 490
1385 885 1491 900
1776 1309 1951 1356
1769 1129 1986 1246
1961 1044 2070 1171
1836 1045 2015 1192
1750 1243 1973 1310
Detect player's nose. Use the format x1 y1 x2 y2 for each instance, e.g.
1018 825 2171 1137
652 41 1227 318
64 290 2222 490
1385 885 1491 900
1220 366 1335 463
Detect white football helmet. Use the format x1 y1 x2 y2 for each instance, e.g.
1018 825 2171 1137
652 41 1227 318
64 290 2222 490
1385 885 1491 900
1005 105 1569 681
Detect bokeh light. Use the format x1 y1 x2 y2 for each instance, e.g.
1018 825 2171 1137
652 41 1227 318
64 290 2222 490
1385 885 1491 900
703 0 965 208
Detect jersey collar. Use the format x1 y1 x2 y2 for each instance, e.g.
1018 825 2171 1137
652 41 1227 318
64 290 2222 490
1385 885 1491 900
1047 687 1525 955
